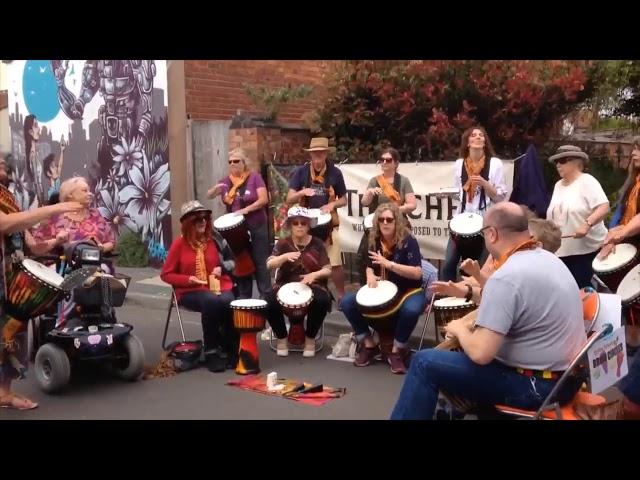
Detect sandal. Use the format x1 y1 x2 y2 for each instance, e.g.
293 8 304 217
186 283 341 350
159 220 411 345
0 393 39 410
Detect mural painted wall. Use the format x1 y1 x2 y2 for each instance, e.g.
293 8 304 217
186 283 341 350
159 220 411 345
7 60 171 264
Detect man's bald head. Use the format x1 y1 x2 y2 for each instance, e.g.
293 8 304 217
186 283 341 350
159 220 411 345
484 202 530 234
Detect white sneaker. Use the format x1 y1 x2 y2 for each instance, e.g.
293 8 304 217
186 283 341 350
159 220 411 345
303 337 316 358
276 338 289 357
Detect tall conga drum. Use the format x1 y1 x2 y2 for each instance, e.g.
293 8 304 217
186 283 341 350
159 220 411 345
356 280 399 354
230 299 267 375
214 213 255 277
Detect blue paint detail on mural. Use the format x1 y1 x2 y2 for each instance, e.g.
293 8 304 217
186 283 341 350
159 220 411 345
148 240 168 262
22 60 60 122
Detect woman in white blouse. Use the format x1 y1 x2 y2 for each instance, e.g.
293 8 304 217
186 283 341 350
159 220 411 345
547 145 610 288
442 126 509 281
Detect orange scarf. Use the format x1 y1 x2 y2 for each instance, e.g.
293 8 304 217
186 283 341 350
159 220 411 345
621 174 640 226
188 239 208 283
305 163 338 229
376 174 402 205
463 155 486 203
223 170 250 206
379 238 396 280
492 238 539 271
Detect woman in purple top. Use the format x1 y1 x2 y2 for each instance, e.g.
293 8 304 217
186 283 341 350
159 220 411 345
207 148 271 298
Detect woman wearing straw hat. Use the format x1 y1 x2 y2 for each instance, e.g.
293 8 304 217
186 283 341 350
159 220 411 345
264 206 332 357
287 137 347 305
546 145 610 288
160 201 238 373
207 147 271 299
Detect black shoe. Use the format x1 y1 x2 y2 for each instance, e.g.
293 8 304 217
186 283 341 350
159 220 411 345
205 352 226 373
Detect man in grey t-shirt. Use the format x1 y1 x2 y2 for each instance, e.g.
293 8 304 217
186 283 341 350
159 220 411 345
391 202 587 420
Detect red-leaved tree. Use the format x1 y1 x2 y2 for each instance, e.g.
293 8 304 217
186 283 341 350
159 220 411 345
311 60 597 161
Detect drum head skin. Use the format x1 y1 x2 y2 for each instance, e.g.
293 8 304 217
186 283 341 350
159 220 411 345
592 243 637 273
277 282 313 305
213 213 244 229
433 296 475 308
449 213 484 236
617 265 640 303
363 213 374 230
22 258 64 287
308 209 332 227
230 298 268 309
356 280 398 307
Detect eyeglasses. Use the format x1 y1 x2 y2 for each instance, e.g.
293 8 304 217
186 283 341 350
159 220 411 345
479 225 495 237
229 159 242 165
380 156 395 164
378 217 395 224
192 214 208 222
291 220 309 227
554 158 571 165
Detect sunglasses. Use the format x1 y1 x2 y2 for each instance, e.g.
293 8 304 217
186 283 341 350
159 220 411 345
291 220 309 227
380 157 395 164
228 159 242 165
378 216 395 224
191 214 209 222
554 158 571 165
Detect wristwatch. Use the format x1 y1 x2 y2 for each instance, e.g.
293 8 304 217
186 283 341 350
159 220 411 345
465 284 473 301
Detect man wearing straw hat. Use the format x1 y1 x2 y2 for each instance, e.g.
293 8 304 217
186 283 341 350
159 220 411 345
287 137 347 305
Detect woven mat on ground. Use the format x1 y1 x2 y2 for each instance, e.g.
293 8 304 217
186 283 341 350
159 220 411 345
226 374 346 406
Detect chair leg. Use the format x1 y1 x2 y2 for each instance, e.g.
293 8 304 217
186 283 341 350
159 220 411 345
162 294 174 350
417 295 436 351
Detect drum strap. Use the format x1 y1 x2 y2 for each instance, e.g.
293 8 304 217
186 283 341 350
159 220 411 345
362 288 423 319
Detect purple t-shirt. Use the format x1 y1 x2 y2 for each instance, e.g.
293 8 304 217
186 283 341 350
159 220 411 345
220 172 268 228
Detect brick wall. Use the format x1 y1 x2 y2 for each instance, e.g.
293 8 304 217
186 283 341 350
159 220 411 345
184 60 335 123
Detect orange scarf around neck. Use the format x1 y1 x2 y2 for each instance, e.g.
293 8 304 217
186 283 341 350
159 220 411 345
492 238 539 271
223 170 250 206
188 239 208 283
463 155 486 203
621 174 640 226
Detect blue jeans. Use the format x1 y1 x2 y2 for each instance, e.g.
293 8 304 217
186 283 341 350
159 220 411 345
341 289 426 344
619 350 640 405
390 349 583 420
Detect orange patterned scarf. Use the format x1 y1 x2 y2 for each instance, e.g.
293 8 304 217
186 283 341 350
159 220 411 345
376 174 402 205
621 174 640 226
463 155 486 203
188 239 208 283
306 163 338 228
492 238 539 271
379 237 396 280
223 170 250 206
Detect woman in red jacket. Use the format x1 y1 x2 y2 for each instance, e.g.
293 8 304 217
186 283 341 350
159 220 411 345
161 201 237 373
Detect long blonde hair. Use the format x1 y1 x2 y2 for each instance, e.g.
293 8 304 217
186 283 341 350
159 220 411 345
368 203 409 251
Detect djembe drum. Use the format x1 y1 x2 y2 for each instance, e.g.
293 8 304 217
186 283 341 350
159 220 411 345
230 299 267 375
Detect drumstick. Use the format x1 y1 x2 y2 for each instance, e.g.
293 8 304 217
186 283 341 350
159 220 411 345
562 234 575 239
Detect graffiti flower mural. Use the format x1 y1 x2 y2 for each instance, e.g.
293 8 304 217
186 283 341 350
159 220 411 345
119 152 170 239
95 183 138 237
112 137 144 178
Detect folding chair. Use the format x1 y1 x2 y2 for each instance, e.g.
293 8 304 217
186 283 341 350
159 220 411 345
417 259 439 350
492 322 612 420
162 287 195 350
492 287 610 420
